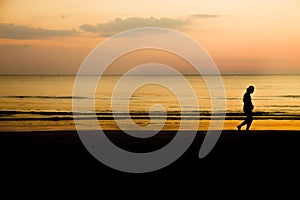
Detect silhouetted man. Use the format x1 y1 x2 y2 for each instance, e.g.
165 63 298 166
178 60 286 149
237 86 254 133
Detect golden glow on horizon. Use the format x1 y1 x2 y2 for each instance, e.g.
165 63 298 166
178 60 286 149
0 0 300 74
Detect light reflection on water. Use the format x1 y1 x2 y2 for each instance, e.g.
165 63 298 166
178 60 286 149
0 75 299 131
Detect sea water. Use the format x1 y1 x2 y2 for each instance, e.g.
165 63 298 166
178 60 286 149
0 75 299 131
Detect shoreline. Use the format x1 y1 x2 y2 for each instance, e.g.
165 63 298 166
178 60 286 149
1 119 300 131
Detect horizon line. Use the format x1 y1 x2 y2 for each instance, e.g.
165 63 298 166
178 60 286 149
0 73 299 76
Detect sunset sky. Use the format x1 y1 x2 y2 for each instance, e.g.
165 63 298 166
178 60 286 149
0 0 300 74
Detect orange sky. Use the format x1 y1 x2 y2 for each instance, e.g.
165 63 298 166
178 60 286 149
0 0 300 74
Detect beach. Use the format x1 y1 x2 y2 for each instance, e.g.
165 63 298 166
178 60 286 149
1 130 299 195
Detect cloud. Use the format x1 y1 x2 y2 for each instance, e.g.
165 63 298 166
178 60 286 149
80 17 188 37
0 14 218 40
0 23 79 39
0 44 30 48
188 14 219 19
80 15 219 37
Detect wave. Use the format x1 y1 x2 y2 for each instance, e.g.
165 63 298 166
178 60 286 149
0 110 299 121
280 95 300 98
1 95 299 101
0 110 74 115
0 95 89 99
0 116 299 121
257 95 300 99
261 105 300 108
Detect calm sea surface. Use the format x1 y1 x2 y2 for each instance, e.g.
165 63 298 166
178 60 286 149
0 75 299 131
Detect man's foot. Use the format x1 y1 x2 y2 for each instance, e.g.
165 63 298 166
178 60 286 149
237 125 241 132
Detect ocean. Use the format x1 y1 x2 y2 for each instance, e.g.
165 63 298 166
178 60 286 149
0 75 299 131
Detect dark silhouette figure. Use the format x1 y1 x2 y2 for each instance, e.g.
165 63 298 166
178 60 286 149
237 86 254 133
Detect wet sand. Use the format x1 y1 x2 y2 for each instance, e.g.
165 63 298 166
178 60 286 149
0 130 299 196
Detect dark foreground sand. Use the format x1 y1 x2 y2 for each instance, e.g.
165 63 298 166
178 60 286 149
0 130 299 196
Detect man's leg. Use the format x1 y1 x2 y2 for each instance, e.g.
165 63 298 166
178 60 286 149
237 119 247 132
245 114 253 131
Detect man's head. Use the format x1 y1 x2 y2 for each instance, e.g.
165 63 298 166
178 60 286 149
247 85 255 94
